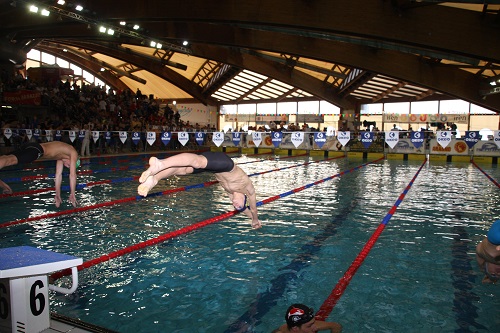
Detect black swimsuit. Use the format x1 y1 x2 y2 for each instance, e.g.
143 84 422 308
192 152 234 174
11 142 44 164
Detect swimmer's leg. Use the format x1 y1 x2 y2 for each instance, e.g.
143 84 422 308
137 166 195 196
139 153 205 183
138 175 159 196
139 157 163 183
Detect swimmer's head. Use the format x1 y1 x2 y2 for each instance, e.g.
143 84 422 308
233 193 248 212
285 304 315 328
487 220 500 245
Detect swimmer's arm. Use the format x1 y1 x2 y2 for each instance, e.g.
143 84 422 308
68 155 77 207
245 185 261 229
0 179 12 194
315 321 343 333
54 160 64 207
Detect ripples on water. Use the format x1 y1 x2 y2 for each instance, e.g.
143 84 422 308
1 157 499 332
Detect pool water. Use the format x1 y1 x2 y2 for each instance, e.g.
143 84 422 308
1 153 499 332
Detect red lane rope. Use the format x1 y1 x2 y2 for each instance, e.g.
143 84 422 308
471 159 500 188
315 158 427 321
0 155 343 228
50 157 381 281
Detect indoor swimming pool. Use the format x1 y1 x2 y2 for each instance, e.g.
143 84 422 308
1 151 499 332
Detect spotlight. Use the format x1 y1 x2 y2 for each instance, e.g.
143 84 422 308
119 21 126 26
107 28 115 35
182 40 188 46
99 26 106 33
156 43 162 49
75 4 83 11
41 9 50 16
29 5 38 13
133 24 140 30
57 0 65 5
150 41 156 47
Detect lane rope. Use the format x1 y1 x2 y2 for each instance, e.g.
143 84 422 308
0 155 345 228
471 159 500 188
315 158 427 320
50 157 383 281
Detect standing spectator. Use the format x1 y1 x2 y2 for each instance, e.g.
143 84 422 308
80 123 91 156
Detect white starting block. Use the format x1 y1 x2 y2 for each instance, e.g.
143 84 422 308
0 246 83 333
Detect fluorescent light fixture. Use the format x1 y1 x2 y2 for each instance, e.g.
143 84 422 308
491 81 497 86
119 21 126 26
156 43 162 49
150 41 156 47
29 5 38 13
40 9 50 16
182 40 188 46
75 4 83 11
100 68 105 71
99 26 106 33
133 24 139 30
107 28 115 35
57 0 65 5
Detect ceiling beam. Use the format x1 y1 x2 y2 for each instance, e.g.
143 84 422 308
190 44 354 109
51 40 216 105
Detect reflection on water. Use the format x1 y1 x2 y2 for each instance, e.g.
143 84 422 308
1 157 499 332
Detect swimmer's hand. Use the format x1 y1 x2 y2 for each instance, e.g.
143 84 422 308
252 220 262 229
2 187 12 195
55 194 62 208
68 194 77 208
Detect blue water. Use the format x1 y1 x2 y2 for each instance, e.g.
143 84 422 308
1 153 499 332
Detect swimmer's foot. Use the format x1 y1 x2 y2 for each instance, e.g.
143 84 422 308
139 157 163 183
138 175 159 197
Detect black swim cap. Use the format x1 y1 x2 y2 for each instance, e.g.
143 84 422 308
285 304 315 327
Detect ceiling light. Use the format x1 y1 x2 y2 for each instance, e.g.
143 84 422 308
107 28 115 35
182 40 188 46
150 41 156 47
29 5 38 13
99 26 106 33
57 0 65 5
156 43 162 49
40 9 50 16
119 21 126 26
133 24 139 30
75 4 83 11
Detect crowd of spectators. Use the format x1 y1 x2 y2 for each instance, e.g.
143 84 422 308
0 72 214 155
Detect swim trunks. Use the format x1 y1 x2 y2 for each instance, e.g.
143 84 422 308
11 142 44 164
192 152 234 174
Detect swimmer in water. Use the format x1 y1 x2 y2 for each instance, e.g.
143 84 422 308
476 220 500 284
0 141 80 207
138 152 262 229
272 303 342 333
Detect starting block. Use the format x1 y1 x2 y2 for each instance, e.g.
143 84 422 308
0 246 83 333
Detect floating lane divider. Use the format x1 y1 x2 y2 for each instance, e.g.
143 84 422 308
471 160 500 188
0 155 346 228
315 158 427 321
50 157 383 281
0 153 311 198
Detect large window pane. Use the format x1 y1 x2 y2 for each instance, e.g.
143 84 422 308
277 101 297 114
